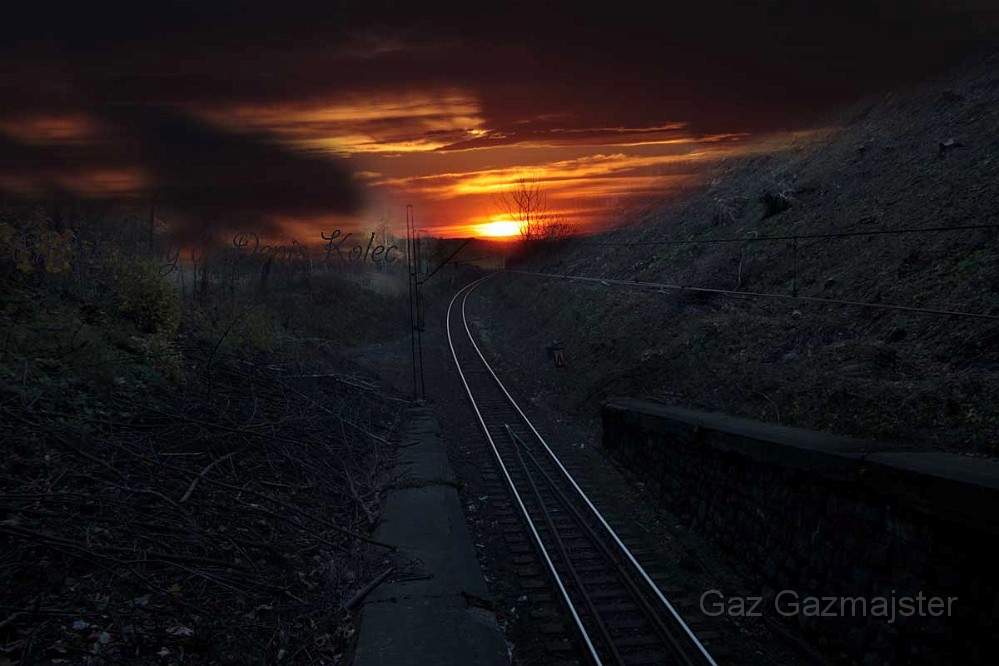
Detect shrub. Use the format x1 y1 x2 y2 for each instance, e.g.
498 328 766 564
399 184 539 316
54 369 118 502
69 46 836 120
235 306 276 352
113 258 181 337
759 173 796 219
0 216 74 276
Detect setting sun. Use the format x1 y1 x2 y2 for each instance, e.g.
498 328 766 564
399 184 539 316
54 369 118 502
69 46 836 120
475 219 521 238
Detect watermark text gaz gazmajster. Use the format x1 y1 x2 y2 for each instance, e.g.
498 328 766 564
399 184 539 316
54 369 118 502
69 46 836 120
700 590 957 624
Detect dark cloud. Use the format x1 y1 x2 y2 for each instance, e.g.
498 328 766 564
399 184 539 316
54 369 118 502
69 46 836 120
0 106 363 240
6 2 998 120
2 1 998 234
108 107 361 218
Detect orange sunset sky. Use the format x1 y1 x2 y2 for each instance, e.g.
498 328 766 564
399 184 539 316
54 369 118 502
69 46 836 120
206 92 756 237
2 3 996 241
0 84 760 239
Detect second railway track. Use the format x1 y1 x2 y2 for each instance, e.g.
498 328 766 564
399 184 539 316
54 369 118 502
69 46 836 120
446 277 719 666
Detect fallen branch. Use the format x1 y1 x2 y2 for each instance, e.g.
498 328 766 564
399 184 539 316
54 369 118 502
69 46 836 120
342 567 394 611
180 452 236 503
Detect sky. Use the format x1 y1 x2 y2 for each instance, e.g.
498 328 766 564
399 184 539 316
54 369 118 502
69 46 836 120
2 2 998 241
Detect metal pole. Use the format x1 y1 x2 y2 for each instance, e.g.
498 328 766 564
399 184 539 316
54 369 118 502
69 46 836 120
148 198 156 255
415 229 423 331
792 237 799 297
414 227 426 399
405 205 419 400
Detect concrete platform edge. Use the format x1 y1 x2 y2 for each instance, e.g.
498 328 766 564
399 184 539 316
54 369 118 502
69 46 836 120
352 407 510 666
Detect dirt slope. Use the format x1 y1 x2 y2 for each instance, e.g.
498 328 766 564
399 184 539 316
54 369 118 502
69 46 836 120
479 49 999 453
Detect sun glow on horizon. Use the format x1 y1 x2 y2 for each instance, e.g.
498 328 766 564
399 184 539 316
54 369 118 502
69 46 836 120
474 218 521 239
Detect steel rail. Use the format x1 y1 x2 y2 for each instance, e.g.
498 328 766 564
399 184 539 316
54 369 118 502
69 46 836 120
505 424 624 664
451 276 718 666
506 425 701 666
445 278 604 665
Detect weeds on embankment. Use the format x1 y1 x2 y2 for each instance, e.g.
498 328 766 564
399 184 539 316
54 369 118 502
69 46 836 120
1 203 408 663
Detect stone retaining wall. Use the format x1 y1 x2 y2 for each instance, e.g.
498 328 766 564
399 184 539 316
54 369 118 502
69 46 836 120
602 398 999 664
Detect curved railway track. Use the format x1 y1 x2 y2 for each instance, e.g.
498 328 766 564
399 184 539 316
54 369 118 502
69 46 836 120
446 277 719 666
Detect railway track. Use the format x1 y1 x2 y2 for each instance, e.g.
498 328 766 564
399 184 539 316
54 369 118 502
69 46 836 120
446 277 719 666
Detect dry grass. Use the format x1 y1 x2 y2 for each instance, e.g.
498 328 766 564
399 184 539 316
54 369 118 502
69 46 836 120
479 50 999 453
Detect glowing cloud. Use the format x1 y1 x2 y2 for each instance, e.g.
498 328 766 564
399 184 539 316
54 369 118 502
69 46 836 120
195 90 487 155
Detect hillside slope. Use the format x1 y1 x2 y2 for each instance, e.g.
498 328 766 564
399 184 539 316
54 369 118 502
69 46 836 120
477 49 999 453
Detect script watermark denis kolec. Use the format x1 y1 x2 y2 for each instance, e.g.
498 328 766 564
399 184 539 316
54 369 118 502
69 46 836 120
230 229 403 266
700 590 957 624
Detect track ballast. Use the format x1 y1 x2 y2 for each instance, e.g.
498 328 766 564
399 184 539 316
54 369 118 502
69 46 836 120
446 277 718 666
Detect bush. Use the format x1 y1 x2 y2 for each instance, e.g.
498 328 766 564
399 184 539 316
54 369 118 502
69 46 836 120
113 258 181 337
760 190 793 218
234 306 276 352
0 214 74 276
759 172 796 219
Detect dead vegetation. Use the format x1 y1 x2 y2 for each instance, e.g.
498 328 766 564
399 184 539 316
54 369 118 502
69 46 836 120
0 203 409 663
1 351 401 663
498 177 573 243
481 50 999 453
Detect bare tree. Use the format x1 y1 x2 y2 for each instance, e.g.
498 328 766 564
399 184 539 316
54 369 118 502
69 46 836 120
498 177 570 241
